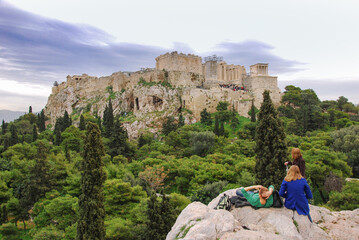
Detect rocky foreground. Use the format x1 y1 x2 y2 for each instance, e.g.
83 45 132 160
166 189 359 240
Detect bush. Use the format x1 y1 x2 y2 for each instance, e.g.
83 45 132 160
327 180 359 210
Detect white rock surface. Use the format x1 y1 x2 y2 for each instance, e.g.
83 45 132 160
167 189 359 240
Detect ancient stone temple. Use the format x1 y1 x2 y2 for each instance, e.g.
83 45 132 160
45 51 282 137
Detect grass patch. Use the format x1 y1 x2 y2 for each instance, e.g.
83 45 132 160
293 219 299 232
175 223 195 240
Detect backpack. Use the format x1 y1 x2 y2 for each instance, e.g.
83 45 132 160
272 190 283 208
215 194 232 211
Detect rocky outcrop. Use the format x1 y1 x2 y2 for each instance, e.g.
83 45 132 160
167 189 359 240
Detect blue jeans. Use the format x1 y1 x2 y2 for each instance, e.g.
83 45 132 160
236 188 254 197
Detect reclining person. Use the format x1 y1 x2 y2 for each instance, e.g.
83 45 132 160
236 185 274 208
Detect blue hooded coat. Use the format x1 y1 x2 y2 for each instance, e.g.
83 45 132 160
279 178 313 215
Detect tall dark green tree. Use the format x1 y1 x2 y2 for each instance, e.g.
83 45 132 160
255 90 287 189
213 115 220 136
29 106 32 113
77 122 106 240
9 124 18 146
32 125 38 142
1 120 7 134
200 108 212 126
103 99 114 138
63 111 72 130
162 116 177 136
178 113 185 128
250 99 257 122
54 127 62 146
144 192 165 240
37 109 46 132
107 119 130 159
24 141 52 206
79 114 86 131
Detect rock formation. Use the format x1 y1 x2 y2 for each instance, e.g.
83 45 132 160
166 189 359 240
45 51 282 138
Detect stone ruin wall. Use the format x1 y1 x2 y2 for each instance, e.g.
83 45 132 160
47 51 282 128
155 52 203 75
182 87 254 119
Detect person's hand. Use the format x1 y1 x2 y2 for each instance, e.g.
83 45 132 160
284 161 288 166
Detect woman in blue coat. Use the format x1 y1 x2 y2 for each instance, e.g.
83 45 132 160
279 165 313 221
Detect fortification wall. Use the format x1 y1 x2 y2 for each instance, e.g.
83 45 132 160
243 76 281 107
156 52 203 75
182 87 253 119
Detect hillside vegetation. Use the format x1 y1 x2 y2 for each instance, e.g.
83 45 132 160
0 85 358 239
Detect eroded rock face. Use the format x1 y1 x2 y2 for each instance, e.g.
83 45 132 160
167 189 359 240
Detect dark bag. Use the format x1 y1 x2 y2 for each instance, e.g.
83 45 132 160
272 190 284 208
229 196 251 208
215 194 232 211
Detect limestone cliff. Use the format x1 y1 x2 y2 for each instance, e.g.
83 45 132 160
45 52 282 138
167 189 359 240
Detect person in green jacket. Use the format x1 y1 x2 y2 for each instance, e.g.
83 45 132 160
236 185 274 208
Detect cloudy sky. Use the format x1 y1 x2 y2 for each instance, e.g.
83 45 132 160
0 0 358 112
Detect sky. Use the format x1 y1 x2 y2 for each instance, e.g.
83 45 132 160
0 0 358 112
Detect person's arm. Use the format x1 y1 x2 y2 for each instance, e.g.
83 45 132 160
268 185 274 196
284 161 293 166
240 186 260 206
243 185 263 192
304 180 313 199
278 180 287 198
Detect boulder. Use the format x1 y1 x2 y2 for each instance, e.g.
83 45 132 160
166 189 359 240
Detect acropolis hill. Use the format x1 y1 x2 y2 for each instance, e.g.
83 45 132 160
45 51 281 138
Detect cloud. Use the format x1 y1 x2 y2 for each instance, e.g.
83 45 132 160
0 2 304 86
278 79 359 104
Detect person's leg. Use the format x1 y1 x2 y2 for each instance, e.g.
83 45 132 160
236 188 244 197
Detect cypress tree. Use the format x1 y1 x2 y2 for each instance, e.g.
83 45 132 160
214 115 220 136
250 99 256 122
145 192 165 240
9 125 18 146
29 106 32 113
254 91 287 189
200 108 212 126
32 125 38 142
219 121 225 136
178 113 185 128
63 111 71 130
54 127 62 146
1 120 7 134
107 119 129 159
77 122 106 240
103 99 114 138
162 116 177 136
79 114 86 131
38 109 46 132
97 116 102 133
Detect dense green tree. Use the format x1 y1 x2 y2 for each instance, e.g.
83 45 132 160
54 127 62 146
250 99 257 122
63 111 72 130
29 106 32 113
213 115 220 136
32 125 38 142
178 113 185 128
1 120 7 134
103 99 114 138
337 96 348 111
107 119 130 159
190 131 215 157
331 125 359 177
200 108 212 126
216 101 229 111
162 116 177 136
24 141 53 208
144 191 173 240
79 114 86 131
327 180 359 210
37 109 46 132
9 125 18 146
77 122 106 240
255 90 287 189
